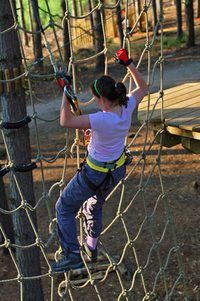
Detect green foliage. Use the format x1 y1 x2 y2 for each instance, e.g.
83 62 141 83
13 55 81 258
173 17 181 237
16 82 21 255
38 1 62 22
16 0 60 29
184 0 190 5
17 0 88 29
162 33 187 49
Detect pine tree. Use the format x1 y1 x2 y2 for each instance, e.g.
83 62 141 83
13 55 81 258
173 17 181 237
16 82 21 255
93 0 105 72
30 0 43 66
185 0 195 46
0 1 44 299
61 0 71 64
175 0 183 39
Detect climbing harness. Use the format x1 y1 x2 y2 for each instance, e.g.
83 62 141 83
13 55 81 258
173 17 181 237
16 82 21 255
82 146 134 192
86 152 126 173
124 147 134 165
77 151 126 194
78 145 134 192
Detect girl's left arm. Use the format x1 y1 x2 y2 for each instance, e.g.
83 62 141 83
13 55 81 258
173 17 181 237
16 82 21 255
127 63 148 106
60 92 91 129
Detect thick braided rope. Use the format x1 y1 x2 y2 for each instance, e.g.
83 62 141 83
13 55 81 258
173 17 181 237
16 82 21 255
0 1 189 300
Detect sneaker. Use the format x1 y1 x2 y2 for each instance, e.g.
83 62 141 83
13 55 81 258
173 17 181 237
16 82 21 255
83 243 98 262
51 252 84 273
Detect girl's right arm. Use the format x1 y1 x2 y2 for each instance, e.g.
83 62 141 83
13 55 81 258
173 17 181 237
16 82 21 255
127 63 148 106
60 92 91 129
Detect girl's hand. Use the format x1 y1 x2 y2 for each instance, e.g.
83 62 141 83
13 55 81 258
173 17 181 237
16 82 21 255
115 48 133 67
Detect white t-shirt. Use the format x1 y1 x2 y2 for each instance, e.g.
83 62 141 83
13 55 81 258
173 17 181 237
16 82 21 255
88 94 136 162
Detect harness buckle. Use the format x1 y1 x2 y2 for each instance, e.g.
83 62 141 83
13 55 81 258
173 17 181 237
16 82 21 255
125 148 133 165
77 162 84 172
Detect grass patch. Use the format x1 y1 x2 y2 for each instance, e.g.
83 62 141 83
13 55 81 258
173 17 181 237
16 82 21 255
162 33 187 48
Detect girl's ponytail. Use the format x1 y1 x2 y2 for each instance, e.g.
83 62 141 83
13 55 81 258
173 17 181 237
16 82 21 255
91 75 129 107
115 82 128 108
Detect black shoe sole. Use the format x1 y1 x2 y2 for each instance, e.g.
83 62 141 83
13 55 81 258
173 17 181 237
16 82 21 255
52 262 84 273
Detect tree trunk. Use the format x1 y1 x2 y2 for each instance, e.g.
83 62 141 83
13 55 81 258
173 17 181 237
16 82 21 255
30 0 43 67
93 1 105 72
116 0 124 47
0 170 15 254
71 0 78 16
78 0 83 15
136 0 146 32
61 0 71 65
198 0 200 17
28 0 34 42
88 0 95 47
134 0 144 31
152 0 158 31
0 1 44 300
175 0 183 39
18 0 29 46
185 0 195 47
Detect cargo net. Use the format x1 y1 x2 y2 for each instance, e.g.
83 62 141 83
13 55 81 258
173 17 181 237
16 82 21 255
0 0 189 300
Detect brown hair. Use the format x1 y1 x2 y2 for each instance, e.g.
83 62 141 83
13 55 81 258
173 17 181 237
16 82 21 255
91 75 129 107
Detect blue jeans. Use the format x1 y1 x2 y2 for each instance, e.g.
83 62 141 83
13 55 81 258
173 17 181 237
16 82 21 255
55 163 126 253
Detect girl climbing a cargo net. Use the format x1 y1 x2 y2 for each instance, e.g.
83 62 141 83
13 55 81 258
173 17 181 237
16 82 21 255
51 48 148 273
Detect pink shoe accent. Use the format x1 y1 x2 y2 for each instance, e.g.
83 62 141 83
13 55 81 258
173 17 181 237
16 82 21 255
86 236 98 251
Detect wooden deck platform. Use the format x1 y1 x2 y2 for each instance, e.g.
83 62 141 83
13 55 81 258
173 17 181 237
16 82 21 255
138 82 200 154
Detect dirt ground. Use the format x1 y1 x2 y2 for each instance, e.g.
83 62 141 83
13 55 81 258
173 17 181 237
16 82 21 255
1 2 200 301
